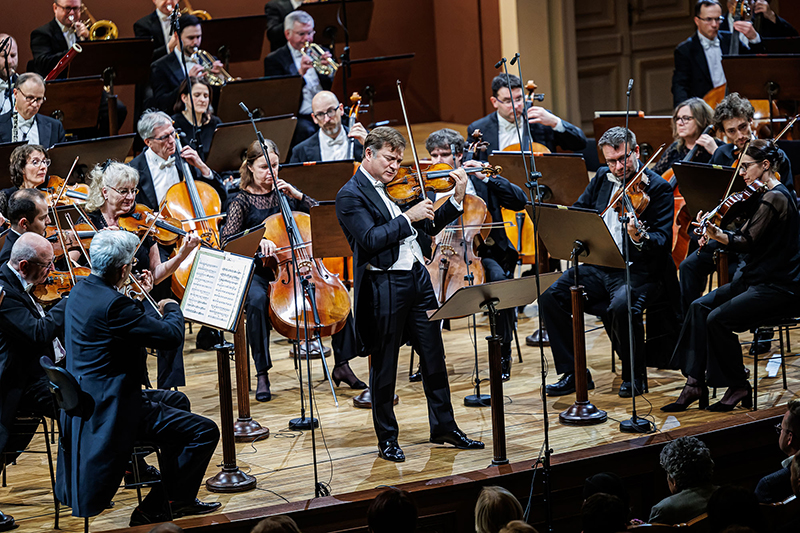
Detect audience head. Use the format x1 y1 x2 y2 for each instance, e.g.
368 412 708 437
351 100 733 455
89 229 139 285
139 110 177 160
583 472 629 515
9 232 54 285
499 521 538 533
175 77 213 122
580 493 628 533
659 436 714 493
362 127 406 183
8 188 49 236
694 1 723 40
672 97 715 147
148 523 183 533
9 144 49 189
490 74 524 124
707 485 762 533
776 400 800 457
86 161 139 215
311 91 343 138
425 128 466 168
284 11 315 51
598 127 639 180
474 486 524 533
250 515 302 533
239 139 280 191
367 487 417 533
714 93 755 150
0 34 19 79
13 72 46 121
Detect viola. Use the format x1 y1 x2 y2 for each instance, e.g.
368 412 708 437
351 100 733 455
118 204 189 246
33 266 91 305
44 175 89 206
45 223 95 258
384 162 500 205
695 179 767 238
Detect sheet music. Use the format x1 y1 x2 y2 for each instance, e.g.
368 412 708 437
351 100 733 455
181 248 254 332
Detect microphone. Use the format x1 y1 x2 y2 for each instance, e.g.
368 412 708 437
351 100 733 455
627 79 634 95
239 102 252 116
494 58 506 69
510 53 519 66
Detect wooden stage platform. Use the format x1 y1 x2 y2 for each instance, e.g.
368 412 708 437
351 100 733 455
2 306 799 532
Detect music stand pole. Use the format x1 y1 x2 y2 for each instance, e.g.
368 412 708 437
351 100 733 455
232 314 270 442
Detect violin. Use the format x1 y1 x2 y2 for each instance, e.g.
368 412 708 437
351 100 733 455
695 179 767 238
45 223 95 258
118 204 189 246
44 175 89 206
502 80 550 154
33 266 91 305
384 162 501 205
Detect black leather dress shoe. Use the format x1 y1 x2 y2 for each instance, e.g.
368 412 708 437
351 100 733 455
172 498 222 518
124 463 161 488
430 428 485 449
618 378 648 398
0 511 16 532
129 507 169 527
545 371 594 397
525 328 550 347
408 366 422 382
378 440 405 462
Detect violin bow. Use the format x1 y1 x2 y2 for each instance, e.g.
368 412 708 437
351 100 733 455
64 212 92 267
396 80 427 202
774 115 799 143
725 140 751 200
131 199 168 260
51 205 76 285
600 143 665 217
52 156 79 207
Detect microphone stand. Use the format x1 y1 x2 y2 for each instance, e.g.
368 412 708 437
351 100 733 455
339 0 352 118
171 6 202 158
498 54 552 533
241 102 331 498
618 80 654 434
1 37 14 114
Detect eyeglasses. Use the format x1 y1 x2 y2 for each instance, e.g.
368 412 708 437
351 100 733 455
312 106 339 121
27 158 51 168
775 422 793 435
16 88 46 105
108 186 139 197
29 258 55 269
606 153 633 168
739 161 763 173
54 3 82 12
496 96 524 106
696 16 724 24
675 115 695 124
148 130 175 142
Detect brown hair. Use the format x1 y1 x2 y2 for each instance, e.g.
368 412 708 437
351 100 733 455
714 92 755 130
9 144 47 188
238 139 279 191
499 521 539 533
673 97 715 150
250 515 301 533
475 486 524 533
173 76 214 124
363 127 406 157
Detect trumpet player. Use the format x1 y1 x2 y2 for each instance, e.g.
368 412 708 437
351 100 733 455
0 34 18 115
264 10 336 147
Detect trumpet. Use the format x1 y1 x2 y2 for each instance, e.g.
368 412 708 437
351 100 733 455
191 48 234 86
68 4 118 41
181 0 212 20
301 42 338 76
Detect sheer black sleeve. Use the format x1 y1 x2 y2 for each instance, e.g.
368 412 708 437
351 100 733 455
726 190 789 252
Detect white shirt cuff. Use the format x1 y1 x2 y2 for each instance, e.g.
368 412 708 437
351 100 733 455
749 33 761 45
449 195 463 211
554 117 565 133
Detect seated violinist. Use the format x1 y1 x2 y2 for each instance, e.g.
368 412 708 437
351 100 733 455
2 144 50 215
0 34 18 116
288 91 367 163
653 97 722 175
0 73 64 147
467 74 586 160
0 189 51 264
220 139 365 402
540 127 674 398
424 128 526 380
663 140 800 412
172 77 221 162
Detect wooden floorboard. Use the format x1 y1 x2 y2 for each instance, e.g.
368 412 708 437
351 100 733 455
2 304 799 532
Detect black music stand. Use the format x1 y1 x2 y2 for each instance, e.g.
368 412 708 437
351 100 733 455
206 115 297 172
488 152 589 205
593 113 673 162
761 37 800 55
40 76 103 130
429 277 541 465
63 38 154 85
216 76 304 123
280 161 355 202
48 135 135 182
330 54 414 120
0 141 26 188
200 15 267 64
305 0 374 46
672 161 741 219
531 203 625 426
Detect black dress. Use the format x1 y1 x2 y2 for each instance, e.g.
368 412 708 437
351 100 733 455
652 138 722 176
171 113 221 162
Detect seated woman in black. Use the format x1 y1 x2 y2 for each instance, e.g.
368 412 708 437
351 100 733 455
171 77 221 162
663 139 800 412
653 97 721 175
220 140 365 402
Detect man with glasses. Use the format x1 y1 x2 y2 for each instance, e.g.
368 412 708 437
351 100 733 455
0 73 64 147
0 189 51 265
540 127 674 399
0 34 18 116
289 91 367 163
756 400 800 503
672 0 764 107
467 73 586 160
264 10 336 147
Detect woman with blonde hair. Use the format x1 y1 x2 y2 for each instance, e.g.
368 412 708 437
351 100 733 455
475 486 524 533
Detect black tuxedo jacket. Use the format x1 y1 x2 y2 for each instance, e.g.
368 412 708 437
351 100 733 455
467 110 586 161
335 168 461 348
0 111 66 148
0 263 67 454
28 19 70 77
264 0 295 51
134 11 169 63
150 52 186 113
288 126 364 163
469 174 527 260
263 44 334 93
710 143 794 190
0 230 19 265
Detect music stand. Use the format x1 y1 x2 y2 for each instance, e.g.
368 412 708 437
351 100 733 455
216 76 304 123
280 161 354 202
777 140 800 195
531 203 625 426
0 141 26 188
593 113 673 162
63 38 154 86
487 152 589 205
330 54 414 118
305 0 374 45
761 37 800 55
48 134 135 183
672 161 741 219
40 76 103 130
200 15 267 64
429 277 541 465
206 115 297 172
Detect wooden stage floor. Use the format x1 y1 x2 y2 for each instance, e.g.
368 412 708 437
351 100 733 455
4 303 800 532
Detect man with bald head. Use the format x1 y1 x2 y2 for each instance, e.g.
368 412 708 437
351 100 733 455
0 73 65 147
289 90 367 163
0 34 18 115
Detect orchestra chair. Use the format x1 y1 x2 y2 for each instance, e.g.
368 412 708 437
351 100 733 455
628 513 708 532
760 495 800 532
748 319 800 410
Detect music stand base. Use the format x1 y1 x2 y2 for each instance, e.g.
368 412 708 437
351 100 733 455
234 417 270 442
620 416 655 433
289 416 319 430
559 401 607 426
206 468 257 493
491 458 510 466
464 394 491 407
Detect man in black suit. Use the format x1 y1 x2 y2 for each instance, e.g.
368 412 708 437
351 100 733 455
540 127 675 398
722 0 798 38
0 73 65 147
56 230 220 525
264 10 335 147
335 127 484 462
0 34 18 116
264 0 301 51
0 189 51 264
466 74 586 159
0 233 67 533
756 400 800 503
289 91 366 163
134 0 180 63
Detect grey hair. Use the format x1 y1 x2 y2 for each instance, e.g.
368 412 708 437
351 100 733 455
90 230 139 278
659 436 714 491
137 109 172 141
598 127 637 151
9 232 46 266
85 162 139 213
15 72 44 90
284 10 314 32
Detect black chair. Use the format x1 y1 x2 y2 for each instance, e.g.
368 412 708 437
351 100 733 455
748 319 799 410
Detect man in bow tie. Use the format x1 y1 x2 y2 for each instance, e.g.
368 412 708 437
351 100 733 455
0 73 65 147
289 91 367 163
0 34 18 116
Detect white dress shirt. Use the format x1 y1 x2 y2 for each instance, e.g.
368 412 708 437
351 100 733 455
497 111 564 150
157 9 172 50
602 161 643 253
145 148 180 204
318 127 348 161
289 44 322 116
0 79 11 115
56 18 77 48
726 13 761 48
174 48 200 74
698 32 727 88
13 112 39 146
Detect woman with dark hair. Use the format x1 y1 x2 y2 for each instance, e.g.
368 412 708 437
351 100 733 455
220 139 365 402
650 436 717 524
653 97 721 175
663 139 800 412
474 486 524 533
3 144 49 218
172 77 221 162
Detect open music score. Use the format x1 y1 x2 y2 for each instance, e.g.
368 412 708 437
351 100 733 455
181 248 254 333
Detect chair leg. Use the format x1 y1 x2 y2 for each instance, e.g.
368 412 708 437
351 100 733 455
753 340 759 412
42 418 60 530
132 449 144 505
84 516 89 533
513 323 523 364
151 446 173 520
611 346 616 374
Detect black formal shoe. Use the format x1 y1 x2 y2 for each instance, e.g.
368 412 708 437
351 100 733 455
661 384 709 412
526 328 550 347
408 367 422 382
332 362 367 389
124 463 161 488
256 373 271 402
129 507 169 527
378 440 405 462
754 340 772 355
618 378 648 398
196 326 222 351
172 498 221 518
501 354 511 382
707 382 753 412
545 371 594 397
430 428 485 450
0 511 16 532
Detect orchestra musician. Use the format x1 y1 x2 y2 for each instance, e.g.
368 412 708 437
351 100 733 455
721 0 798 38
55 230 220 526
288 91 367 163
0 189 51 264
264 10 335 147
335 127 484 462
425 128 527 380
663 140 800 412
539 127 675 399
0 34 18 116
1 144 51 217
0 73 65 147
171 77 221 162
134 0 181 63
466 74 586 159
220 139 366 403
653 97 722 175
264 0 301 52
